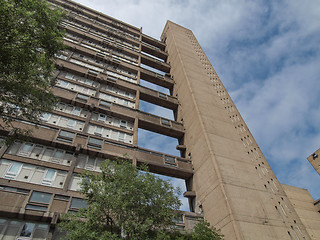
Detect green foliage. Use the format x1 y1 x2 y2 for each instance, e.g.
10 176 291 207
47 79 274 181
59 159 182 240
0 0 65 141
187 219 223 240
59 159 223 239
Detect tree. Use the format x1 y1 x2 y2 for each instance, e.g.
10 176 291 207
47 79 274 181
0 0 65 141
59 159 182 240
186 219 224 240
59 159 223 239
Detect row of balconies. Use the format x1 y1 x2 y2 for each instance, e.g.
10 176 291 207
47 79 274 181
49 0 167 56
62 24 170 73
55 59 177 109
0 120 190 179
52 86 184 139
48 0 140 38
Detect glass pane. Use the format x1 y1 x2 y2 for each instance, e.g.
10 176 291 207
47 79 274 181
120 120 127 127
67 119 76 127
25 204 47 211
44 169 56 180
119 132 125 142
29 191 52 204
8 162 22 174
59 131 75 139
76 155 86 169
73 107 81 116
20 222 35 237
30 145 43 159
7 142 21 155
3 223 21 240
41 148 54 161
88 137 102 146
94 126 102 134
41 113 51 121
86 157 95 169
20 143 33 153
100 100 111 108
65 73 74 79
98 114 106 121
64 152 73 161
70 198 88 209
53 150 64 159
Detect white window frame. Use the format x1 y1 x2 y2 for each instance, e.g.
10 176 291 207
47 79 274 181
120 120 127 128
41 169 57 186
72 106 81 116
118 132 125 142
18 143 34 157
98 114 106 122
5 162 23 180
94 126 102 136
67 119 76 127
40 113 51 122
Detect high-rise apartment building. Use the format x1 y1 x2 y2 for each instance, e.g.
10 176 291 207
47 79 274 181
0 0 319 239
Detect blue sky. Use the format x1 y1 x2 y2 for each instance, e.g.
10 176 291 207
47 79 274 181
73 0 320 209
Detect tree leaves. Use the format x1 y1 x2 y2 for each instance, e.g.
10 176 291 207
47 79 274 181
0 0 65 143
59 159 223 239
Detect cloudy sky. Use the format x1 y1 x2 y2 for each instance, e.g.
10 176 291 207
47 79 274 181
73 0 320 209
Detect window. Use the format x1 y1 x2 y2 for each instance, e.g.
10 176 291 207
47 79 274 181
26 191 52 212
94 126 102 136
72 106 81 116
25 204 48 211
161 119 171 127
69 174 82 191
0 185 29 194
57 130 75 143
58 80 68 88
85 79 93 86
86 157 95 170
67 119 76 127
65 73 74 79
5 162 22 179
29 191 52 204
40 113 51 122
120 120 127 128
76 93 89 102
88 137 103 149
19 143 33 156
118 132 125 142
42 169 56 186
159 92 167 99
30 145 44 159
98 114 106 121
20 222 35 237
100 100 111 109
52 150 64 162
70 198 88 210
54 194 70 201
0 218 49 240
165 156 176 166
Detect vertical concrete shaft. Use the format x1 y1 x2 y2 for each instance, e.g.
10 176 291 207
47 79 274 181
162 21 312 240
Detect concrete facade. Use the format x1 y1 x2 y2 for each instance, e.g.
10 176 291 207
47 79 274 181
0 0 319 239
307 148 320 176
161 21 320 239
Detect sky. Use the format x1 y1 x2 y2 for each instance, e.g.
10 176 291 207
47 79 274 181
73 0 320 210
